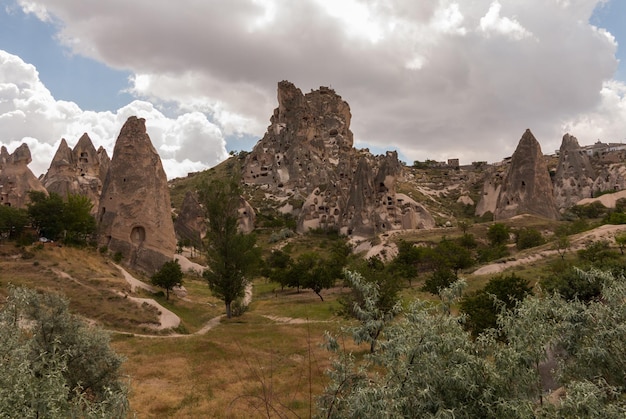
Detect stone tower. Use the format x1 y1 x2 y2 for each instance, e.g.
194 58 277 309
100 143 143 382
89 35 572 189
97 116 176 274
495 129 560 220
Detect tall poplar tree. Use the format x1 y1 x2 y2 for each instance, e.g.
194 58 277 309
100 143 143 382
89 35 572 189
200 179 259 318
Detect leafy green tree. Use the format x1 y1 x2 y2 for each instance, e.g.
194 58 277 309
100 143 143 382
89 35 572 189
320 269 626 417
151 259 184 300
487 222 510 246
389 239 422 286
541 265 603 302
200 179 260 318
27 191 96 244
0 205 28 239
460 273 532 337
341 269 401 353
515 227 545 250
553 233 571 259
0 287 128 418
615 232 626 255
264 249 293 290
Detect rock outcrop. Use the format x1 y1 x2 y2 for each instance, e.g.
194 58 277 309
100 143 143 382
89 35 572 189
174 191 205 248
553 134 596 210
242 81 435 235
0 143 48 208
494 129 560 220
41 134 109 213
97 116 176 274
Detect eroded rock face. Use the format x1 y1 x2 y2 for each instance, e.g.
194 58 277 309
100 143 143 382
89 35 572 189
41 134 108 212
242 81 434 235
174 191 205 248
553 134 596 210
494 129 560 220
97 116 176 274
0 144 48 208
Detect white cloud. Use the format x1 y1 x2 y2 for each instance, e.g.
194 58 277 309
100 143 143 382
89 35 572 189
479 1 532 40
0 50 228 178
7 0 624 167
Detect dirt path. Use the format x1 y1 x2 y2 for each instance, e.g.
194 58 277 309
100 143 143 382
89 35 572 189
472 224 626 275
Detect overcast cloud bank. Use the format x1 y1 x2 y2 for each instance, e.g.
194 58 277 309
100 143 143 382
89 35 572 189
1 0 625 178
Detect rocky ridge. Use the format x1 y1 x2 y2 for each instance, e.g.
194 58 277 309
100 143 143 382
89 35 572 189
241 81 435 236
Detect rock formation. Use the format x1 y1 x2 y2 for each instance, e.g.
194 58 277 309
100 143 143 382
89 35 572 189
41 133 109 213
97 116 176 274
494 129 560 220
174 191 205 248
242 81 434 235
553 134 596 210
0 143 48 208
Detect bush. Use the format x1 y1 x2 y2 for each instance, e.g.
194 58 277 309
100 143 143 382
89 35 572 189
487 223 510 246
112 252 123 263
515 227 545 250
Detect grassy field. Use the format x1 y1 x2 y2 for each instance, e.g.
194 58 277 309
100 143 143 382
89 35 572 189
2 213 622 417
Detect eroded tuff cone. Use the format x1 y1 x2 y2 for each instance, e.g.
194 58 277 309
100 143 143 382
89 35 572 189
42 133 107 213
242 80 434 235
97 116 176 274
553 133 596 210
0 143 48 208
495 129 560 220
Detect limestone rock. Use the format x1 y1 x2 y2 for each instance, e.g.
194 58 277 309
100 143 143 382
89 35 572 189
553 134 596 210
174 191 205 248
0 143 48 208
494 129 560 220
97 116 176 274
242 81 434 235
41 133 108 213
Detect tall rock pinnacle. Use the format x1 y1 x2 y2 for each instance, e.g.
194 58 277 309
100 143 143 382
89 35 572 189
553 133 595 210
495 129 560 220
97 116 176 274
0 143 48 208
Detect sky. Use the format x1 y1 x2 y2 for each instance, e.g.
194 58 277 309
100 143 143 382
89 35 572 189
1 0 625 179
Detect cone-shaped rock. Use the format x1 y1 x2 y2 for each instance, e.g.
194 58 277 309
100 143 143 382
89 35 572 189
495 129 560 220
42 138 76 197
0 143 48 208
97 116 176 274
553 133 595 210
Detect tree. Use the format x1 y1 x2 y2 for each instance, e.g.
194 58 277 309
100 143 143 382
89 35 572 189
151 259 184 300
553 233 571 259
615 232 626 255
389 239 422 286
200 179 260 318
0 205 28 239
320 269 626 417
0 287 128 418
487 222 510 246
515 227 545 250
27 191 96 244
460 273 532 337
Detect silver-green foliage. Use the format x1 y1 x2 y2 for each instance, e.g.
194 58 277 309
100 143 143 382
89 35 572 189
319 268 626 418
0 287 129 418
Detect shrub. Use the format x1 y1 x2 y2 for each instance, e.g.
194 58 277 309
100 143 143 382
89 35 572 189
515 227 545 250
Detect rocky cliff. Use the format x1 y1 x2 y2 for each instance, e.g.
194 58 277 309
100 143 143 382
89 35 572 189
0 143 48 208
41 133 109 212
494 129 560 220
553 133 595 210
97 116 176 274
242 81 435 235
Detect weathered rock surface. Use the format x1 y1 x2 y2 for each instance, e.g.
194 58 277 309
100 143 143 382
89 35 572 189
242 81 435 235
97 116 176 274
553 134 596 210
174 191 205 248
41 133 108 212
0 143 48 208
494 129 560 220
